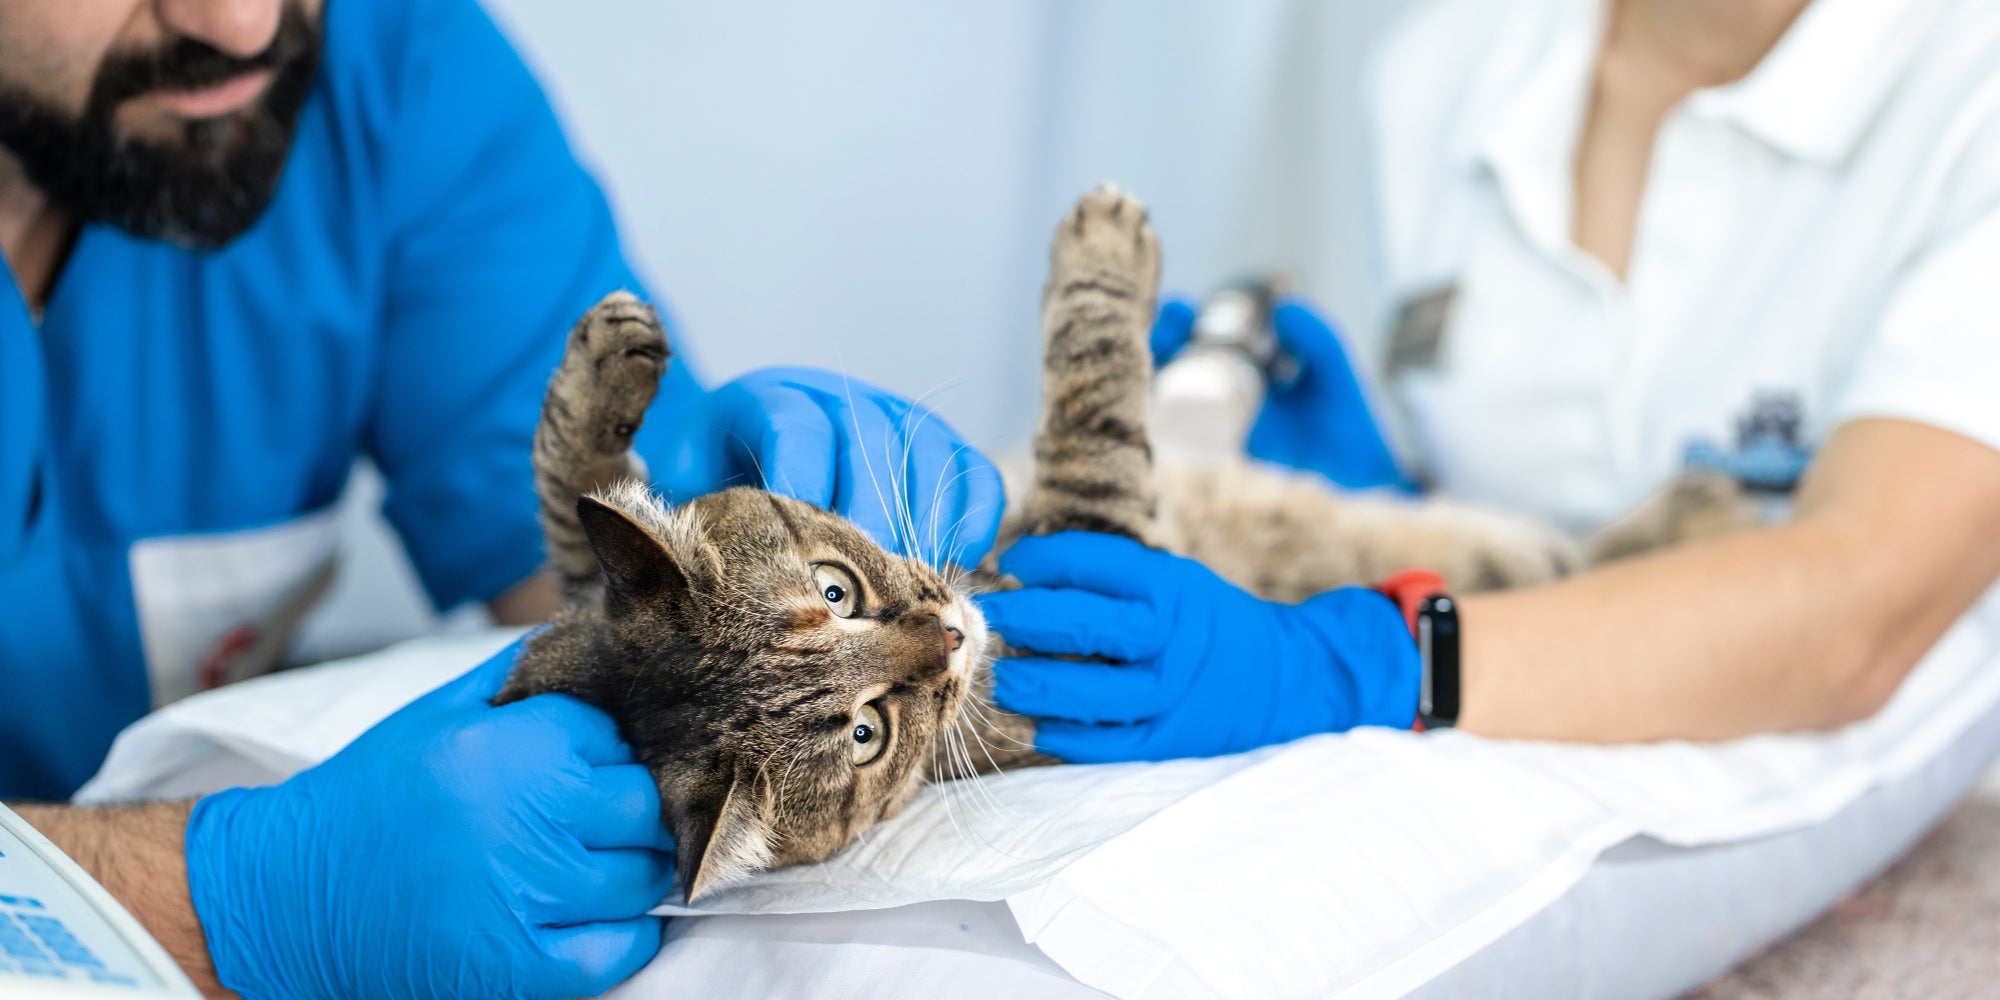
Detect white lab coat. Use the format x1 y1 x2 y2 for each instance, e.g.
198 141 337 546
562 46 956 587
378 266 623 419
1363 0 2000 530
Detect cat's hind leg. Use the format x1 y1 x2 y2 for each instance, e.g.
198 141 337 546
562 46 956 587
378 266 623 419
1017 185 1163 545
1586 470 1762 566
533 291 672 607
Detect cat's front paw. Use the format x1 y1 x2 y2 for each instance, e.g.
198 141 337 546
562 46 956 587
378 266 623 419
558 291 671 458
1047 185 1160 308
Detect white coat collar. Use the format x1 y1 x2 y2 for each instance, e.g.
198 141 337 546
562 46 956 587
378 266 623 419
1463 0 1947 265
1688 0 1950 166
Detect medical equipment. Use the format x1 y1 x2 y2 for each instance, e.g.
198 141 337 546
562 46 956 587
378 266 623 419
1150 279 1293 461
0 805 199 998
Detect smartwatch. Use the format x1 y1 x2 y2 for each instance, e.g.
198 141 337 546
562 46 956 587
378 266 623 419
1371 569 1461 731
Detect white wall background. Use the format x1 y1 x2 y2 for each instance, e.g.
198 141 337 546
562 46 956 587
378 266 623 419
296 0 1407 658
485 0 1404 449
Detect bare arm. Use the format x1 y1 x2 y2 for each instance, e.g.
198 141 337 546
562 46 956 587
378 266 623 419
7 802 230 998
488 570 560 626
1459 417 2000 742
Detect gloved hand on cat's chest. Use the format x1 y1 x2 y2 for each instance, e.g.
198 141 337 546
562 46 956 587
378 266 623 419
976 532 1423 763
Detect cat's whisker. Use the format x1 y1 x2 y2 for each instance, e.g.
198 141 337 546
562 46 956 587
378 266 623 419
958 691 1035 752
931 746 977 850
958 705 1021 774
887 379 959 565
961 697 1036 754
945 733 996 823
883 375 982 570
938 511 977 581
946 724 1010 820
835 372 917 560
726 429 775 494
935 729 1034 854
887 422 928 569
919 452 995 571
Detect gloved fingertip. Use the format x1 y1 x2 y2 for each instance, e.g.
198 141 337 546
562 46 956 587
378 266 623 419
441 633 535 705
1030 720 1153 765
1271 297 1360 369
951 456 1007 569
541 917 667 998
995 531 1152 589
967 589 1026 637
511 693 636 768
1149 297 1198 366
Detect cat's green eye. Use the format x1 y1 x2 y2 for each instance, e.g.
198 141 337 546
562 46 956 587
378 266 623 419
814 564 861 618
850 703 888 766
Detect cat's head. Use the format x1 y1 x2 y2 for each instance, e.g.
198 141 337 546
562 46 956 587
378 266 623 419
571 482 989 903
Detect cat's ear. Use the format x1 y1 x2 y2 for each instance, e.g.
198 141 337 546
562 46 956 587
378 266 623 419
576 495 690 609
671 772 774 904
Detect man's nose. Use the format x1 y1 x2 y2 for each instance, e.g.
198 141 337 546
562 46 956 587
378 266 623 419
154 0 283 59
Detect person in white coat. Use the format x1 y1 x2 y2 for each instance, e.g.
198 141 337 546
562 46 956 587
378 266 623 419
985 0 2000 757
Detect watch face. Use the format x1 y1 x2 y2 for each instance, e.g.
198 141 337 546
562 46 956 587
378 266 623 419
1419 595 1460 723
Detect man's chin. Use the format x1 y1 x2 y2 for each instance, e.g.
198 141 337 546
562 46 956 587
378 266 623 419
0 4 319 250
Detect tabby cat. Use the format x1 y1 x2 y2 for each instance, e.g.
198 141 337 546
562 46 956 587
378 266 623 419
495 186 1750 903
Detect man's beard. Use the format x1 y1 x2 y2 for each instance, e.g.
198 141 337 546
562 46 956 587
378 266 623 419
0 4 320 251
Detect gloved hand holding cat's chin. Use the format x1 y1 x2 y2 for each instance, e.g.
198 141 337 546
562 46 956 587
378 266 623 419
651 366 1006 568
1151 296 1414 493
976 533 1421 763
182 636 677 1000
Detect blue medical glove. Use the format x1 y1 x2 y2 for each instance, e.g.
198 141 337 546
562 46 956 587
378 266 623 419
1151 296 1413 492
652 367 1004 568
977 533 1420 763
184 638 676 1000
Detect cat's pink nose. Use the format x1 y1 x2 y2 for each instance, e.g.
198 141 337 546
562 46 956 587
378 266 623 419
942 625 965 654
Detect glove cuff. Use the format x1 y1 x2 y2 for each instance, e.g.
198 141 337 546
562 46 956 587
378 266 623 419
184 786 295 1000
1291 586 1425 731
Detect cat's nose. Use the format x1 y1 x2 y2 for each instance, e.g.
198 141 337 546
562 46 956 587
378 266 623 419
920 613 965 656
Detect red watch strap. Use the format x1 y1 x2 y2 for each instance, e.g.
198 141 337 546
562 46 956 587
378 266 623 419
1370 569 1449 732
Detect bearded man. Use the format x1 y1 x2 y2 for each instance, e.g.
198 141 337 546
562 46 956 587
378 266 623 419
0 1 1001 995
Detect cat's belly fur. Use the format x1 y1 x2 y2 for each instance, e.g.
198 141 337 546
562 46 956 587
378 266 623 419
996 455 1582 601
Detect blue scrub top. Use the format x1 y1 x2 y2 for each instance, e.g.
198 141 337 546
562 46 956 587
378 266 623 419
0 0 701 799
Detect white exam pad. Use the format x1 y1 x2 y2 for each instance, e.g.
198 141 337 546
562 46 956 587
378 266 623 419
75 595 2000 999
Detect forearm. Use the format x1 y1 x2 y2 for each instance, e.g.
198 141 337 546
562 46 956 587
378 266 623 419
488 570 560 625
9 802 229 998
1459 423 2000 742
1459 519 1877 740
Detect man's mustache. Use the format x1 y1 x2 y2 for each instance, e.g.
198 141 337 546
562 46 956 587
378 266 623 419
87 5 308 116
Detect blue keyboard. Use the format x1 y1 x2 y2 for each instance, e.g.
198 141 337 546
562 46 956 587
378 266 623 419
0 807 199 995
0 902 139 987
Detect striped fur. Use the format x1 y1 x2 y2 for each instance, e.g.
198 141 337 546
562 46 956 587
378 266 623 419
1018 185 1163 545
531 291 670 605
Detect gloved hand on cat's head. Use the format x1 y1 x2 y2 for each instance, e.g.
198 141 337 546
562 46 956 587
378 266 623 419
183 636 677 1000
1151 296 1415 493
651 366 1005 569
976 532 1422 763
